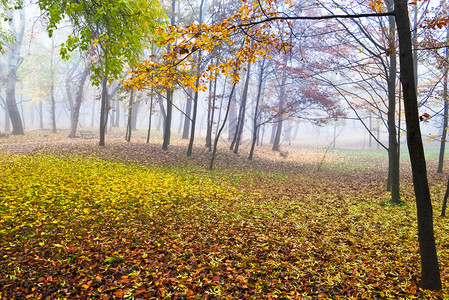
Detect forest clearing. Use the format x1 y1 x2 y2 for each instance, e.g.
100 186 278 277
1 131 449 299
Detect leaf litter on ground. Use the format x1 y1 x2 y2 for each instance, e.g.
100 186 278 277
0 130 448 299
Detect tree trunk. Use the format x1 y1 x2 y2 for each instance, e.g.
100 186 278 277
126 89 135 142
437 27 449 173
50 37 57 134
386 0 400 204
162 90 173 150
205 71 214 148
216 76 227 134
206 67 218 150
187 77 200 157
113 97 120 127
99 71 108 146
228 93 237 140
157 97 166 132
441 176 449 217
147 93 153 143
162 0 177 150
182 89 192 139
232 62 252 154
131 100 140 130
5 8 25 135
369 112 373 148
4 104 10 132
272 68 287 151
69 62 90 138
249 59 266 160
395 0 441 290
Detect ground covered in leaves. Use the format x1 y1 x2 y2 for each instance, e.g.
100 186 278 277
1 130 449 299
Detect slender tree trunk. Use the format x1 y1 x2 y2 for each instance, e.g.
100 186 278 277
395 0 441 290
369 112 373 148
272 68 287 151
113 97 120 127
99 70 108 146
5 9 25 135
232 62 252 154
163 90 173 150
386 0 400 204
249 59 266 160
182 90 192 139
186 0 204 155
69 62 90 138
205 71 214 148
4 104 10 132
216 77 227 134
228 93 237 140
131 100 140 131
50 37 57 134
147 93 153 143
178 102 184 134
206 67 219 150
441 176 449 217
437 28 449 173
187 77 200 157
162 0 177 150
157 97 166 132
126 89 135 142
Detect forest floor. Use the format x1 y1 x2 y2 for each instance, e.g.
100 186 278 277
1 129 449 299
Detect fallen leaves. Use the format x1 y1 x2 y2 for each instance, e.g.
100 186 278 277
0 137 448 299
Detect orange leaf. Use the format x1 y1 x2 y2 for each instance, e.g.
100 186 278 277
115 290 124 298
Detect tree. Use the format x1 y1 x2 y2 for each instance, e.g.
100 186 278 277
394 0 441 290
4 5 25 135
68 58 91 138
38 0 163 146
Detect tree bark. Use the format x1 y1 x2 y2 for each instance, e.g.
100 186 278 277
441 176 449 217
162 90 173 150
50 37 57 134
5 8 25 135
69 62 91 138
162 0 177 150
131 100 140 131
437 27 449 173
187 77 200 157
228 93 237 140
126 89 135 142
232 62 252 154
99 71 108 146
147 92 153 143
395 0 441 290
249 59 266 160
386 0 400 204
206 66 218 150
272 68 287 151
182 89 192 139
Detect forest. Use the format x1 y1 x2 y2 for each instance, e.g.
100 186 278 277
1 0 449 298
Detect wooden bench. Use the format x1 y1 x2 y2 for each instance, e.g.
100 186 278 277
79 130 94 139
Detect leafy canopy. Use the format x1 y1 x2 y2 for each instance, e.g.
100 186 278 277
37 0 164 84
0 0 23 53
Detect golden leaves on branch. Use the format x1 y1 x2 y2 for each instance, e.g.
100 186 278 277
124 0 292 92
